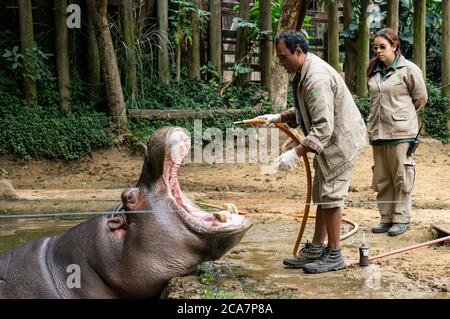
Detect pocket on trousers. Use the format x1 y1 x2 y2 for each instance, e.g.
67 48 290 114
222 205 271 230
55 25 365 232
403 161 416 193
371 165 378 192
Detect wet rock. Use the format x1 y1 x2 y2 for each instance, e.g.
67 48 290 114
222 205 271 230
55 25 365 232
0 179 19 200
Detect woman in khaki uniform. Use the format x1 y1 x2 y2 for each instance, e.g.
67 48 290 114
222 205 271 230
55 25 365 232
367 28 427 236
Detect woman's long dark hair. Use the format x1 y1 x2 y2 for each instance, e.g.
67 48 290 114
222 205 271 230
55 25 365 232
367 28 402 76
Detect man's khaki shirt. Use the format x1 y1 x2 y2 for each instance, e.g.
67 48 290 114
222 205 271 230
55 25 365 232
284 53 366 182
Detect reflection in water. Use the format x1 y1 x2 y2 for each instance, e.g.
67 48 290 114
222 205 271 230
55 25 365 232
0 217 85 253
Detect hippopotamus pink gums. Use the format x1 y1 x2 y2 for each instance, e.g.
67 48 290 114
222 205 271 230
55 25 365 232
0 127 251 298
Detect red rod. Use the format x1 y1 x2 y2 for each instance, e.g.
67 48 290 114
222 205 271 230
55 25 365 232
369 235 450 261
348 235 450 267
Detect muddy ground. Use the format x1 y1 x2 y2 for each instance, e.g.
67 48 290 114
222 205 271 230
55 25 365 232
1 136 449 299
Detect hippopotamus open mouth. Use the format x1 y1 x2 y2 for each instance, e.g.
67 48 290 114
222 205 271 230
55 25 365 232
0 126 251 299
120 126 251 235
162 127 249 233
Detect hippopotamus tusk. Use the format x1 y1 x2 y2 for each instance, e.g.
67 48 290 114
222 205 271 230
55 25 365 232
0 127 252 299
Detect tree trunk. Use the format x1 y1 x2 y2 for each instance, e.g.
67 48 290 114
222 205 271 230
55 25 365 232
413 0 426 78
269 0 303 111
87 0 127 129
356 0 370 97
442 0 450 97
236 0 249 86
327 0 340 71
442 0 450 129
120 0 138 98
157 0 170 85
136 0 155 40
259 0 272 93
387 0 399 33
176 44 181 81
86 0 101 105
343 0 357 93
188 0 201 80
296 0 310 30
55 0 70 112
18 0 36 106
209 0 221 81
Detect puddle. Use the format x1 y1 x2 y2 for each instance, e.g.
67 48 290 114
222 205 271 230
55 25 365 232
216 215 449 298
0 216 86 253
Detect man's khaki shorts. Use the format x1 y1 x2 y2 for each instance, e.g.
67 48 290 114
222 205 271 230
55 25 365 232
312 165 352 209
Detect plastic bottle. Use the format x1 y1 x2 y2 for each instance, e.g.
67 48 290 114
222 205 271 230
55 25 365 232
359 232 370 267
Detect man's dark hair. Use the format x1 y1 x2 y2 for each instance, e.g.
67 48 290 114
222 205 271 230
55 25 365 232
275 30 309 54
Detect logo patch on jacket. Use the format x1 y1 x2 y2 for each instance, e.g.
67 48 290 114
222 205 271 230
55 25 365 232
311 90 319 97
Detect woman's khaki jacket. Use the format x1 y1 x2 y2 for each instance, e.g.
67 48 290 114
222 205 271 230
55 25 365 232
367 55 428 141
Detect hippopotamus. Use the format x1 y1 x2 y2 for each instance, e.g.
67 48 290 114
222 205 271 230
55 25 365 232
0 127 251 298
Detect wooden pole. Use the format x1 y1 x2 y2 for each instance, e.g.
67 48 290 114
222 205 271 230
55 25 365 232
209 0 222 81
188 0 201 80
120 0 138 96
386 0 399 33
157 0 170 85
356 0 369 97
18 0 37 106
327 0 340 71
236 0 249 85
259 0 272 92
413 0 426 78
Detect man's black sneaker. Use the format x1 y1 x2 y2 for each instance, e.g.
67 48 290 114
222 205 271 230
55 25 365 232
303 247 346 274
283 242 325 269
388 223 410 236
371 222 393 233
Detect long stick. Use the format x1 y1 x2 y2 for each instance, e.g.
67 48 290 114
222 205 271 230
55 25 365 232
348 235 450 267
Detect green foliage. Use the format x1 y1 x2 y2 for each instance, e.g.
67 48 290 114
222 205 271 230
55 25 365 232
200 63 220 86
35 65 58 107
354 96 371 123
0 69 20 95
2 46 50 82
128 79 270 143
198 273 216 284
233 0 284 37
420 82 450 143
229 63 252 78
1 45 63 107
133 77 222 110
169 0 209 46
2 46 23 72
0 95 114 160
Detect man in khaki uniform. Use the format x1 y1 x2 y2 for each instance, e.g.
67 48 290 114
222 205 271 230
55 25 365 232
367 28 428 236
258 31 366 273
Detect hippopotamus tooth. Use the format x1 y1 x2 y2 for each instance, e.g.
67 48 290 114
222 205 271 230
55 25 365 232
0 127 252 299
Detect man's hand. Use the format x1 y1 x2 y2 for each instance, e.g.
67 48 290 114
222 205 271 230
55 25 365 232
274 148 301 171
255 114 281 125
